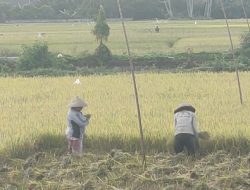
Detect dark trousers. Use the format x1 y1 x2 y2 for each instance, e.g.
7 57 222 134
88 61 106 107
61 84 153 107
174 133 197 156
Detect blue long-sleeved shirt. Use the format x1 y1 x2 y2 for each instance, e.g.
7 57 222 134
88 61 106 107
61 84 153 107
65 109 89 139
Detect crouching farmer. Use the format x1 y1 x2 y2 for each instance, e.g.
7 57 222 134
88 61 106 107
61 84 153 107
66 96 91 156
174 103 199 156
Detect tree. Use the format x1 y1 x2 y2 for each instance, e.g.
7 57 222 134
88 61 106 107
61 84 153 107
132 0 163 20
18 4 38 19
2 0 250 20
171 0 187 18
92 5 112 63
204 0 213 18
0 2 12 22
160 0 173 18
78 0 102 19
37 5 56 19
239 32 250 66
93 5 110 44
186 0 194 18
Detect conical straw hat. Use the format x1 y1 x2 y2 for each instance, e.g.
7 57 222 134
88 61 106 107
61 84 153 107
69 96 87 108
174 103 195 114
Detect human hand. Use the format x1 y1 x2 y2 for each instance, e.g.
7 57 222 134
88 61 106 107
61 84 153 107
85 114 91 120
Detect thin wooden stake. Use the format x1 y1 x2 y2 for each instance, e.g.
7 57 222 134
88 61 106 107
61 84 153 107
241 0 250 32
220 0 243 105
117 0 147 169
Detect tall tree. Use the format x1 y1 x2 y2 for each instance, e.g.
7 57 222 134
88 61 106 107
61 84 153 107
204 0 213 18
132 0 163 20
0 2 11 22
92 5 112 63
160 0 173 18
93 5 110 44
78 0 101 19
1 0 250 20
186 0 193 18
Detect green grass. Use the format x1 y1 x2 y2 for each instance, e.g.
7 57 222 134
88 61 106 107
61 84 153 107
0 19 249 56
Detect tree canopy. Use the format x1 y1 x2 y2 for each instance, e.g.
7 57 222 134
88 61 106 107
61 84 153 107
93 5 110 43
0 0 249 21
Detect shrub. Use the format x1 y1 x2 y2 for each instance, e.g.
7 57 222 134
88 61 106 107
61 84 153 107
238 53 250 66
18 42 55 70
240 32 250 49
0 59 17 73
238 32 250 66
57 53 99 68
94 43 112 64
92 5 112 65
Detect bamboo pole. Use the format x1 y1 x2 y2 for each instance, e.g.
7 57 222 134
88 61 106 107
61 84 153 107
219 0 243 105
241 0 250 32
116 0 147 169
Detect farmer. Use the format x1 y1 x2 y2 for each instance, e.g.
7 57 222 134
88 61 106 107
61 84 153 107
173 103 199 156
65 96 91 155
155 25 160 33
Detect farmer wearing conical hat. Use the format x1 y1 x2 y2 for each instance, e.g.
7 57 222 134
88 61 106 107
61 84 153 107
65 96 91 155
174 103 199 156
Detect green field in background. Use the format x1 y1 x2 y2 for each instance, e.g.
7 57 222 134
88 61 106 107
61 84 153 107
0 19 249 56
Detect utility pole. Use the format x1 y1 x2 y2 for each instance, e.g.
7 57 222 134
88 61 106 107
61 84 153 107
117 0 147 169
220 0 243 105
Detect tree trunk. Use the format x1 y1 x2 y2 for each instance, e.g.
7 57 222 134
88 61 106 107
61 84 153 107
165 0 173 18
160 0 174 18
204 0 213 18
186 0 194 18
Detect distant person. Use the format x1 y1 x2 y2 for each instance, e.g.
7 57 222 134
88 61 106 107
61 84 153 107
65 96 91 156
173 103 199 156
155 25 160 33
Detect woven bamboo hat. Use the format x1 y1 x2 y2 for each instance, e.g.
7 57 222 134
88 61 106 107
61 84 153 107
174 103 195 114
69 96 87 108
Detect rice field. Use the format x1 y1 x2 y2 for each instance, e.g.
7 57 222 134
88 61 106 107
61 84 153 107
0 72 250 189
0 72 249 158
0 19 249 56
1 19 250 189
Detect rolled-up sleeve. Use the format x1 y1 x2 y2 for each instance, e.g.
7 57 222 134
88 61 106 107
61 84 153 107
73 113 89 128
